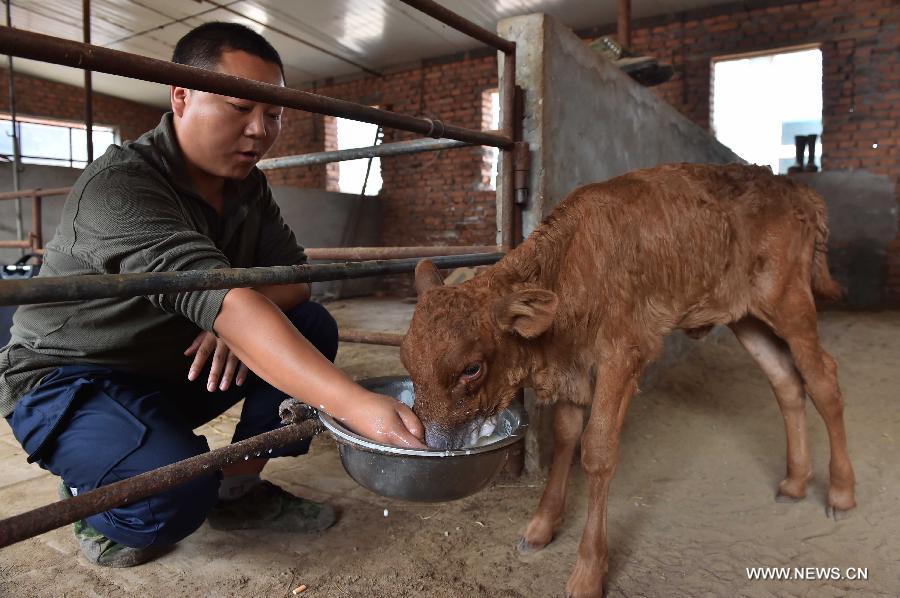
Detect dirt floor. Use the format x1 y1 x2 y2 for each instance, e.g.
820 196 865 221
0 298 897 597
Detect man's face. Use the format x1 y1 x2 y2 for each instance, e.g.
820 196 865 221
171 49 284 181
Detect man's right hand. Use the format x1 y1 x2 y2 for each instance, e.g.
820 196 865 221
338 391 426 449
213 288 427 450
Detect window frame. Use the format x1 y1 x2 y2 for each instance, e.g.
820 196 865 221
0 112 119 169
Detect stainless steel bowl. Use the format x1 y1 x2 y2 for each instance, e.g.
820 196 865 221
318 376 528 502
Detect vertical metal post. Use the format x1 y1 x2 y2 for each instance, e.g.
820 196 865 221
30 191 41 252
83 0 93 163
5 1 23 252
499 48 516 252
618 0 632 49
499 43 527 476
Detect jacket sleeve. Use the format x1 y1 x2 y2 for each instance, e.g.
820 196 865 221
65 165 231 332
253 185 308 267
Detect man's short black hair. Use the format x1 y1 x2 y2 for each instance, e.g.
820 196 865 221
172 21 284 78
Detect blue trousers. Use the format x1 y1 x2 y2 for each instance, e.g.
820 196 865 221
6 301 338 549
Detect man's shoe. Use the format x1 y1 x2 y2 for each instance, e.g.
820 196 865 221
206 480 336 533
58 483 163 568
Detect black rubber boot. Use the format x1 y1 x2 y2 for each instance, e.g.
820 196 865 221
804 134 819 172
788 135 806 174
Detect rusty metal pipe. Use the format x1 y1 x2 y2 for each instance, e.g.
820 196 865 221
0 187 70 201
304 245 499 261
83 0 93 163
0 420 321 549
499 48 516 251
257 137 471 170
618 0 632 49
339 329 404 346
0 27 513 150
397 0 515 54
0 240 30 249
30 195 42 251
4 0 23 250
0 253 503 306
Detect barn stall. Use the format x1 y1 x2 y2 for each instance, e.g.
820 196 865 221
0 1 897 596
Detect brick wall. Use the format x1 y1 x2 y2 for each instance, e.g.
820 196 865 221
583 0 899 304
266 50 499 249
0 68 163 143
3 1 896 302
267 0 897 302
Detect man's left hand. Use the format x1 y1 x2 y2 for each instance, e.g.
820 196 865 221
185 330 249 392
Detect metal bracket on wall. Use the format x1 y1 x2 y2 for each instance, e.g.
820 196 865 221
513 141 530 207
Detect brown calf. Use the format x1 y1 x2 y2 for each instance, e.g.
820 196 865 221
400 163 856 597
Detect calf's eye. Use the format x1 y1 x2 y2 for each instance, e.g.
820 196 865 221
462 363 481 378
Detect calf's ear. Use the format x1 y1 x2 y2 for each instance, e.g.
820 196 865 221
492 289 559 338
415 259 444 295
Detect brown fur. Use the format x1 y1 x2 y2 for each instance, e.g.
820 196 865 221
401 163 855 598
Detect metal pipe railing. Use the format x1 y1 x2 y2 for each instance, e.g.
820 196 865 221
0 188 499 263
499 49 516 252
30 194 41 250
257 137 471 170
339 329 404 347
0 27 513 150
0 187 69 254
305 245 499 261
0 418 321 549
397 0 515 54
0 187 70 201
0 253 503 306
4 1 23 249
83 0 93 163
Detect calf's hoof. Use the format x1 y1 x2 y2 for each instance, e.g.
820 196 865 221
825 488 856 520
775 474 810 502
825 505 852 521
565 559 606 598
826 486 856 520
516 535 548 555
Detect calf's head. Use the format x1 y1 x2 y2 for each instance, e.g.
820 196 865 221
401 260 558 449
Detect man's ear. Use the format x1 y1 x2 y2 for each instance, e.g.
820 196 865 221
492 288 559 339
414 259 444 295
171 86 189 118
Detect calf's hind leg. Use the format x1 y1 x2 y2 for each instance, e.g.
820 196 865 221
767 287 856 517
518 401 585 554
729 317 812 500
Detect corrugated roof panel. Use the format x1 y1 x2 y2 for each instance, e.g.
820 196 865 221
5 0 741 107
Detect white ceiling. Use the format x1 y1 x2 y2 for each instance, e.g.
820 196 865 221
5 0 738 109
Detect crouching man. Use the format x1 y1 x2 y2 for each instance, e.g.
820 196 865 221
0 22 424 567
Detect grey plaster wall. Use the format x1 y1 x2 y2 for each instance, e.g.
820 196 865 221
0 163 81 264
0 163 381 299
791 171 897 309
497 13 740 239
271 187 381 299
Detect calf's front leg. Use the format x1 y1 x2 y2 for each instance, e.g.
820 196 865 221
566 352 640 598
519 401 585 553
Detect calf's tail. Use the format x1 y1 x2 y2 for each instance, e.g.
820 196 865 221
811 203 843 301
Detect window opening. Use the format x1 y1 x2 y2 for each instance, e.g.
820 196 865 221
335 117 383 195
711 47 823 174
0 113 117 169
